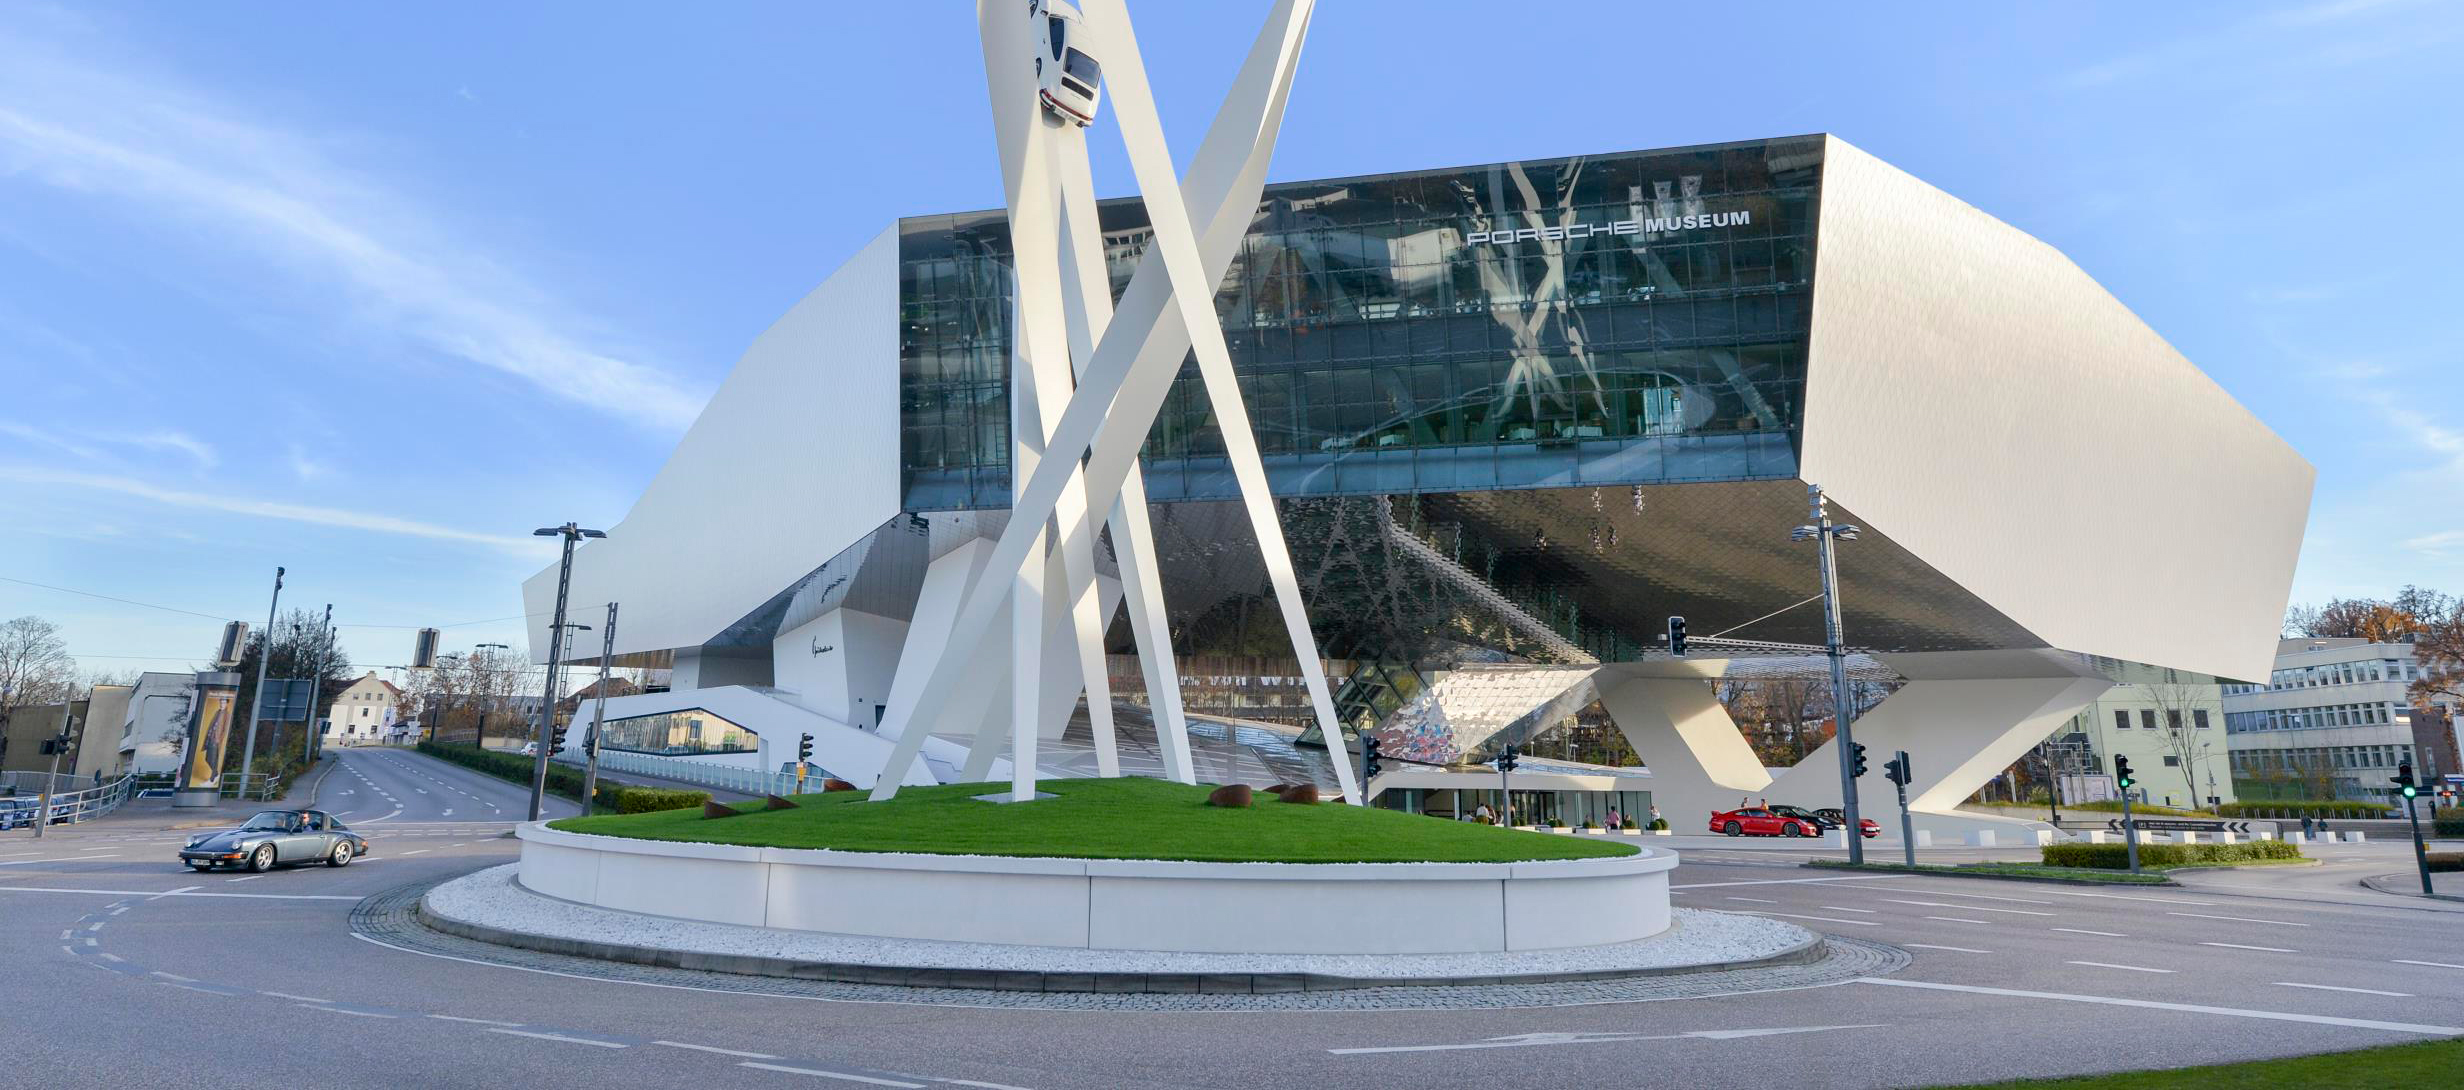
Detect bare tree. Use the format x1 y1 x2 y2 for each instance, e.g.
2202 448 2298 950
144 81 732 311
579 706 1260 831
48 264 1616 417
2145 682 2220 808
0 617 79 756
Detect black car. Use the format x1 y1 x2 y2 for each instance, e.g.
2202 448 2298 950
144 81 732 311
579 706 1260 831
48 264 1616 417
1772 804 1838 829
178 809 369 873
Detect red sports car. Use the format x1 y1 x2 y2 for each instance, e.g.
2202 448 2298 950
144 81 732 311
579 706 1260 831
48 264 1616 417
1707 807 1822 837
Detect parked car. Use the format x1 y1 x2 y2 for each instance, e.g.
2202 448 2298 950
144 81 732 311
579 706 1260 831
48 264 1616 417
1811 806 1885 838
1708 807 1823 838
177 808 369 873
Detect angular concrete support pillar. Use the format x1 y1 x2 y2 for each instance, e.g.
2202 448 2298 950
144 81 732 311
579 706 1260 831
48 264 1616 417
1763 676 2112 837
1595 677 1772 823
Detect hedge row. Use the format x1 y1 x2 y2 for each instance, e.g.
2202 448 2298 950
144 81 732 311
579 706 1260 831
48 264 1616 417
2216 800 2395 819
413 741 706 814
2041 839 2302 870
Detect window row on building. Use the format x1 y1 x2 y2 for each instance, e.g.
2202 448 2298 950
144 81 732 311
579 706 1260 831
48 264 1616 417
2230 743 2416 775
2222 657 2417 695
2109 708 2212 731
2223 701 2407 733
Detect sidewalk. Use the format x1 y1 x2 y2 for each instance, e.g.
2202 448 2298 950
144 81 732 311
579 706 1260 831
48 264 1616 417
2361 869 2464 903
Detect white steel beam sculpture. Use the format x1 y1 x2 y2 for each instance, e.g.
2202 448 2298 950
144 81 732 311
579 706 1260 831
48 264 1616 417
873 0 1364 804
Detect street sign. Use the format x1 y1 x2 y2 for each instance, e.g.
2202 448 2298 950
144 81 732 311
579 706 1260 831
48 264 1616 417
2105 818 2252 834
258 678 317 722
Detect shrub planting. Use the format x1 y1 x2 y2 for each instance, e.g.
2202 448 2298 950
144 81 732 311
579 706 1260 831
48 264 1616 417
2040 839 2301 870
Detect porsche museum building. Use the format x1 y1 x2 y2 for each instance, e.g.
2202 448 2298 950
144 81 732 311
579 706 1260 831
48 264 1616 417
526 134 2310 835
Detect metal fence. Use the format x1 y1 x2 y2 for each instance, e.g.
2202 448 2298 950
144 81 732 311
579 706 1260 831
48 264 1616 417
552 748 801 798
0 773 140 830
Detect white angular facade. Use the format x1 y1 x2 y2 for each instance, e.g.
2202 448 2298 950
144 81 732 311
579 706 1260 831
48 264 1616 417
524 123 2309 834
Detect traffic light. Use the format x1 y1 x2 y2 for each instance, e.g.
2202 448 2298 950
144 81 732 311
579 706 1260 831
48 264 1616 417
1363 736 1383 780
2392 761 2418 799
1498 744 1520 773
1667 615 1688 657
1850 742 1868 779
2114 755 2135 790
1883 752 1909 787
797 733 815 765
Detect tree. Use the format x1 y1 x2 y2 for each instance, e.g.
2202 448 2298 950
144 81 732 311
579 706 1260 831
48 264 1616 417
2409 593 2464 711
227 608 354 767
0 616 79 758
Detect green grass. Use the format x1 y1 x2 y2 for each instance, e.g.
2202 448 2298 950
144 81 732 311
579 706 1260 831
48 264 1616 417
1937 1037 2464 1088
1806 859 2174 885
547 777 1640 864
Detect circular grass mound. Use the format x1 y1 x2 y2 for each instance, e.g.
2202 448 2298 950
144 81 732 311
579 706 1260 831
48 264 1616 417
547 777 1638 864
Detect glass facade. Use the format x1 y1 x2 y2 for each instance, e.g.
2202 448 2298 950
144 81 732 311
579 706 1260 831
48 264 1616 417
899 136 1824 510
599 709 759 757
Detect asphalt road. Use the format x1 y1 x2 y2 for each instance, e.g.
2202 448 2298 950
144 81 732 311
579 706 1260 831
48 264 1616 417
4 749 2459 1090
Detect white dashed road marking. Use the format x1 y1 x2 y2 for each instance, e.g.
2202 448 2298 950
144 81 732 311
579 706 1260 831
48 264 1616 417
2393 959 2464 970
652 1041 780 1059
1922 916 1989 925
2203 942 2294 953
2066 961 2173 974
1859 978 2461 1035
2168 912 2307 928
486 1028 628 1048
736 1062 923 1087
2275 982 2410 997
2050 928 2125 937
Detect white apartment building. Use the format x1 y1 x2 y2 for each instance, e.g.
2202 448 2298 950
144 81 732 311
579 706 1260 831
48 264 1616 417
2223 637 2453 801
117 671 195 775
329 672 403 743
2048 683 2234 810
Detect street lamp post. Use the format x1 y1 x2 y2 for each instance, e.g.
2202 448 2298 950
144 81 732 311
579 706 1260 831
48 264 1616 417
579 604 619 815
1793 485 1865 865
527 524 604 821
236 567 285 792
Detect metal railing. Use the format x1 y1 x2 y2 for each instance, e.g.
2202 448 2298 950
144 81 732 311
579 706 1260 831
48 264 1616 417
554 748 802 798
0 773 139 830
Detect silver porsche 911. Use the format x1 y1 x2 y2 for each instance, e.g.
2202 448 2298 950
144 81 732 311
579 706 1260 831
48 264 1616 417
177 809 369 873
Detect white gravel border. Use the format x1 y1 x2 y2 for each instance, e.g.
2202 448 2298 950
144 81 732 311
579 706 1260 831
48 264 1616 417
426 863 1813 979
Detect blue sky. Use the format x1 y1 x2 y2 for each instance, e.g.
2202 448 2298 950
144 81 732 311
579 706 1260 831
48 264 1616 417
2 0 2458 680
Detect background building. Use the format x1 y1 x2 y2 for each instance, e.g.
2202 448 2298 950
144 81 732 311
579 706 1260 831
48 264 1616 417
328 671 403 744
2045 683 2233 810
117 671 195 775
2225 636 2457 802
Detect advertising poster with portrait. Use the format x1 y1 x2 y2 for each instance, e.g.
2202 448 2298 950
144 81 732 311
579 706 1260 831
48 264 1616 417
184 684 238 790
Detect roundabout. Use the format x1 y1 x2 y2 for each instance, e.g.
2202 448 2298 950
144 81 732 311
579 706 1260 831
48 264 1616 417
455 778 1835 997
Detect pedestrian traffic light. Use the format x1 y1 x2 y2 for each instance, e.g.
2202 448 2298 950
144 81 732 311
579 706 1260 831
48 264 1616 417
797 733 814 765
1667 615 1688 657
1850 742 1868 779
1498 744 1520 773
2392 761 2418 799
1883 752 1909 787
1363 735 1383 780
2114 755 2135 790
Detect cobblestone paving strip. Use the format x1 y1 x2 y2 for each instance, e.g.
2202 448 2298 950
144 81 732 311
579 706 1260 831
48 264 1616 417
352 874 1910 1013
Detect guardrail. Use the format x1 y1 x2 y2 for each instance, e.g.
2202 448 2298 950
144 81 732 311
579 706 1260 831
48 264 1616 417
0 773 139 830
552 748 800 798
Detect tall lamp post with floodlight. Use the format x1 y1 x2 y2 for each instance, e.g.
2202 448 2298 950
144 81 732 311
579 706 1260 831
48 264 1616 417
1792 485 1866 865
528 523 604 821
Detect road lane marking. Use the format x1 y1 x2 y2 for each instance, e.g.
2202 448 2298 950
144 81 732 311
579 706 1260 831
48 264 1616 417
2031 890 2216 906
402 849 430 856
1922 916 1989 925
1861 886 2056 905
2050 928 2126 937
98 952 123 962
1327 1025 1888 1055
428 1014 524 1026
2067 961 2173 974
1880 899 2054 916
162 981 246 996
0 886 360 901
227 875 264 883
2167 911 2307 927
2203 942 2294 953
303 1003 398 1017
737 1062 925 1087
2393 960 2464 970
1902 944 1992 953
653 1041 780 1059
1668 875 1901 890
1858 978 2461 1034
0 855 121 866
2275 982 2411 997
1817 906 1877 913
1730 910 1880 927
262 992 332 1003
1725 896 1777 903
487 1028 627 1048
939 1081 1038 1090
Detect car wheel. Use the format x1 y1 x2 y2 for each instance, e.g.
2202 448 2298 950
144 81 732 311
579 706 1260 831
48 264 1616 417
247 845 275 873
1782 822 1803 837
1723 821 1743 837
327 841 354 867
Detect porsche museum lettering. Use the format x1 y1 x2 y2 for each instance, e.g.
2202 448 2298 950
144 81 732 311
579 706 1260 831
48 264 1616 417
1465 210 1751 246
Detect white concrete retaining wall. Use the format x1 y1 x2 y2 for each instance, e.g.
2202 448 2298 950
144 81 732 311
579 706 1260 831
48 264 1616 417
516 823 1677 955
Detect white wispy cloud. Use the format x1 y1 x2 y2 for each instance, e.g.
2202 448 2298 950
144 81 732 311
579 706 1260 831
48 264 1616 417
2057 0 2454 89
286 444 334 482
0 421 216 470
0 19 703 432
0 464 549 555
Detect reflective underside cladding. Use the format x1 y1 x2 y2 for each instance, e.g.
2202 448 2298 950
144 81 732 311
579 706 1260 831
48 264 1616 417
1124 479 2042 667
